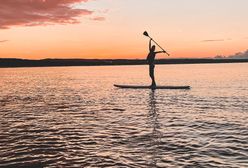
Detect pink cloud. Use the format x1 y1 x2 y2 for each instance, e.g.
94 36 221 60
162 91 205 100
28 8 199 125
91 16 105 21
0 0 98 29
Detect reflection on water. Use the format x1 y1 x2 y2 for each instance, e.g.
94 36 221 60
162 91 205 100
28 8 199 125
147 90 163 167
0 63 248 167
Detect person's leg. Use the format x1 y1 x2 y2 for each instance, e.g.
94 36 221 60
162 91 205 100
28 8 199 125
149 64 153 84
149 64 156 87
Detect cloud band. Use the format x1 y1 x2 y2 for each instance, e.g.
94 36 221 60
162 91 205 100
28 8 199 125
0 0 96 29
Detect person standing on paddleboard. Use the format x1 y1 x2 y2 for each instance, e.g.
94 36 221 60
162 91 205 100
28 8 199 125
147 38 166 88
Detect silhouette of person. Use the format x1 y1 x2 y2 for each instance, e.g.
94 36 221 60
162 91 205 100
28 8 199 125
146 38 166 88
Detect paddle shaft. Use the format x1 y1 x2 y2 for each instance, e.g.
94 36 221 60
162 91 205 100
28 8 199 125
148 35 170 56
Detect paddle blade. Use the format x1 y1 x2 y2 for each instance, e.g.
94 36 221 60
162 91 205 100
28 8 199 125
143 31 149 37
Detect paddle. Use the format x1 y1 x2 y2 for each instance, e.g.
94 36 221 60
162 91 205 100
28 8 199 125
143 31 170 56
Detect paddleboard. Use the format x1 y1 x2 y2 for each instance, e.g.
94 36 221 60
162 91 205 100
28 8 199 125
114 84 190 90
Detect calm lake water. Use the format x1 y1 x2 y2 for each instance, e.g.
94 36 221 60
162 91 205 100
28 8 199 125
0 63 248 167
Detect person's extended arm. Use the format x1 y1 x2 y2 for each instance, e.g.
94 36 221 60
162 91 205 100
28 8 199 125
155 50 166 54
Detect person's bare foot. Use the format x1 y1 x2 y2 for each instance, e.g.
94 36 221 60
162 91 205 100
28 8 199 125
150 84 156 89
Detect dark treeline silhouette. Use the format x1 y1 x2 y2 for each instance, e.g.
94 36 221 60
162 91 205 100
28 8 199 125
0 58 248 68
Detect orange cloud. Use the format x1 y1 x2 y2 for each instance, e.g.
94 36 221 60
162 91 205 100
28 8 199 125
0 0 97 29
201 39 225 42
0 40 8 43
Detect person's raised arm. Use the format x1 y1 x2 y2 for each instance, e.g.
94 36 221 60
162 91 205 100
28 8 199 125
149 38 152 51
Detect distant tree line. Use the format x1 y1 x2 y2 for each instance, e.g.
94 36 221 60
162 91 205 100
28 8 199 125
215 49 248 59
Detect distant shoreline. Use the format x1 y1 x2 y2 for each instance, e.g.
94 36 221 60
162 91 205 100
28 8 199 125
1 58 248 68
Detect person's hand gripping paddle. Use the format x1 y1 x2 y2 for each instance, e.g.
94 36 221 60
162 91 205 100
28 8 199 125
143 31 170 56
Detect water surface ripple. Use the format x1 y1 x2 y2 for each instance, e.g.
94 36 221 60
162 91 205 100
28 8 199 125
0 64 248 167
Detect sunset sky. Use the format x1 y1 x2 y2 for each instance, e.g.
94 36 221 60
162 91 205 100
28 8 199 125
0 0 248 59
